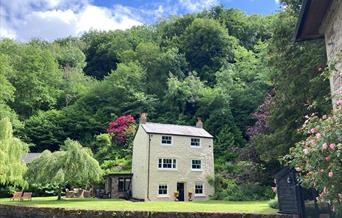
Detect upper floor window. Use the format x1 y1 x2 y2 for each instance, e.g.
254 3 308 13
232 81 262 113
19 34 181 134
158 158 177 169
192 160 202 170
191 138 200 147
195 183 204 195
158 184 168 195
161 135 172 145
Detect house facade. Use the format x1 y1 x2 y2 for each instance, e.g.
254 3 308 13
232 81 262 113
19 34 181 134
295 0 342 104
131 115 214 201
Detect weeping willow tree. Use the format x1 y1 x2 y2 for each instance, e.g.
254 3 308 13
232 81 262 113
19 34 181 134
26 139 102 200
0 118 28 187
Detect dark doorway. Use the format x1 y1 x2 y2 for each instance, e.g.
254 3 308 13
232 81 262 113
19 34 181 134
177 183 185 201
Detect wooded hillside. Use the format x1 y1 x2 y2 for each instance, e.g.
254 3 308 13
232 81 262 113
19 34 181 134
0 1 331 200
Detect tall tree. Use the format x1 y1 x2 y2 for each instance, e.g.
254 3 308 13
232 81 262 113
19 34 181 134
0 54 20 126
121 42 187 97
0 118 28 187
252 7 331 162
26 139 102 200
180 18 238 85
0 41 63 119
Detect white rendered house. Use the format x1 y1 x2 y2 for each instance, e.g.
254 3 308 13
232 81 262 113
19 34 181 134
131 114 215 201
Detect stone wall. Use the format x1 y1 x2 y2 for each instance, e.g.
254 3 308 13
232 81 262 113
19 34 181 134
321 0 342 102
0 204 297 218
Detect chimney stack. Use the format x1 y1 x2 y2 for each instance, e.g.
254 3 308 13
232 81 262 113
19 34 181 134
196 117 203 128
140 112 147 124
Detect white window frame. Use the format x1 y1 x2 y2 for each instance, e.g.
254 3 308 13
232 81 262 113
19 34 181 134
158 184 168 196
161 135 173 145
194 182 205 196
191 138 201 147
191 159 202 171
158 158 177 170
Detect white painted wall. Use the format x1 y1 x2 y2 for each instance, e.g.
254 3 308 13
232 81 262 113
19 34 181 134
132 126 215 201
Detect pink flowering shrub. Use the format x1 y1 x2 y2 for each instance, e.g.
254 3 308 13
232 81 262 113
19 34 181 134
107 115 136 146
285 95 342 210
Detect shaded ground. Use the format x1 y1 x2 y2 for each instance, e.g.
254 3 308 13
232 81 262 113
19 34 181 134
0 197 276 214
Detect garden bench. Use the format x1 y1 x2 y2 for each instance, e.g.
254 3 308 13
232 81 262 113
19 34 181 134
21 192 32 201
10 192 23 201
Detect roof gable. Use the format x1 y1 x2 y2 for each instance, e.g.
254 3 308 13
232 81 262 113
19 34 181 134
141 122 213 138
21 153 41 164
295 0 333 41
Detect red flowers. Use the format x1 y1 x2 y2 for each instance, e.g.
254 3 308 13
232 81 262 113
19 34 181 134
107 115 135 144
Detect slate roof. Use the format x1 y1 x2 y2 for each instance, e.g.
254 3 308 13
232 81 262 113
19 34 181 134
21 153 41 164
141 122 213 138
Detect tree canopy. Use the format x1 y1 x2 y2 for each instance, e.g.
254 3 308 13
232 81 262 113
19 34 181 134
0 3 334 202
0 118 28 187
26 139 102 199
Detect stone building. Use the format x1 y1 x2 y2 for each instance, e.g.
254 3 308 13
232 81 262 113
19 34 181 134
104 173 132 198
295 0 342 103
131 115 215 201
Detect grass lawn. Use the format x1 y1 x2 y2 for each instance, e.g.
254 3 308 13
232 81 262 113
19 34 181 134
0 197 276 214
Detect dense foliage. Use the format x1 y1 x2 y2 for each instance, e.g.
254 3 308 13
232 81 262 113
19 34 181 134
26 139 102 200
0 2 333 201
285 92 342 211
0 118 28 187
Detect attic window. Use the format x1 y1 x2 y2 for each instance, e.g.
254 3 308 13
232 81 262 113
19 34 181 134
161 135 172 145
191 138 200 147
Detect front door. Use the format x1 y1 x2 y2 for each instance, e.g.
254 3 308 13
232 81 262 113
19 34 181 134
177 183 185 201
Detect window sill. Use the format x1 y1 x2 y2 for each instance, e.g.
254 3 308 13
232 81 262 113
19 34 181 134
157 195 170 198
158 168 177 171
191 169 203 172
194 194 206 197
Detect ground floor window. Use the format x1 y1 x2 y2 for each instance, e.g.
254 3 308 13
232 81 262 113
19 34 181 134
118 178 131 192
158 184 168 195
195 183 204 195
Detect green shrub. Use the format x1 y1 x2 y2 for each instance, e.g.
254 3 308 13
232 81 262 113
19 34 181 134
0 186 16 198
28 183 61 197
268 196 278 209
209 176 275 201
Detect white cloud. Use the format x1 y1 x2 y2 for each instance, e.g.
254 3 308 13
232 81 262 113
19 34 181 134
179 0 219 12
76 5 142 33
0 25 16 39
0 0 142 41
275 0 280 3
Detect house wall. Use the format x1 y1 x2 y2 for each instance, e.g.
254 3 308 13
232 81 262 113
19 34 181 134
147 134 214 201
131 125 149 200
321 0 342 104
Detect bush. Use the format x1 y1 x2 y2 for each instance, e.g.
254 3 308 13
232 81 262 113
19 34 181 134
268 196 278 209
285 95 342 212
0 186 15 198
209 176 275 201
28 183 61 197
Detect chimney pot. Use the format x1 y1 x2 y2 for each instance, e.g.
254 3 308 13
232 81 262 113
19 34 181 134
196 117 203 128
140 112 147 124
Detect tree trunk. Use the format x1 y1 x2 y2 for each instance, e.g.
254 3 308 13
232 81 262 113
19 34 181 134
57 186 62 200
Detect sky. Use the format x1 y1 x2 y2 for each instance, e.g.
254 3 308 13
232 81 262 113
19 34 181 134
0 0 281 42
